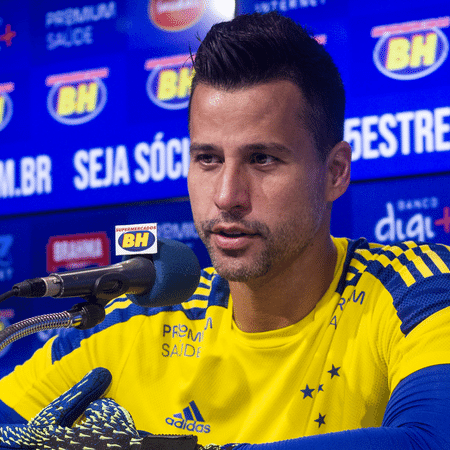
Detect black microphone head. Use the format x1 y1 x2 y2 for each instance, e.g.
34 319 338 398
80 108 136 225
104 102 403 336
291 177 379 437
126 238 201 307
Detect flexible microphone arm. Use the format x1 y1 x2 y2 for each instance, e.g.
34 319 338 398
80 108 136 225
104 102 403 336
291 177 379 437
0 261 131 351
0 301 105 352
0 256 153 350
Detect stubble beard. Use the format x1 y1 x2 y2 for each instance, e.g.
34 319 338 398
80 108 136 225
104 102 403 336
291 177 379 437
196 215 322 283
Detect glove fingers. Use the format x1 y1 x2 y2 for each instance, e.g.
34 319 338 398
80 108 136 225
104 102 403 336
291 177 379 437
32 367 112 428
82 398 140 437
44 399 141 450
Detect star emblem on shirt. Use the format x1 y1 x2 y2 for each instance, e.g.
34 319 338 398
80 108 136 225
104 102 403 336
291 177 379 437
328 364 340 378
314 413 326 428
300 385 315 399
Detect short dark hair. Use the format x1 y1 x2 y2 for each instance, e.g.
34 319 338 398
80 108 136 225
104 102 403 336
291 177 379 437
189 12 346 162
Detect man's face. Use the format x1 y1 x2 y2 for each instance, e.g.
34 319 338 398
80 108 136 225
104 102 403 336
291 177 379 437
188 80 330 282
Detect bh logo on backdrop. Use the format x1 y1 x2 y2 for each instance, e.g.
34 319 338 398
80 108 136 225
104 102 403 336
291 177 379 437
145 53 194 110
0 82 14 132
45 67 109 125
371 16 449 80
148 0 206 31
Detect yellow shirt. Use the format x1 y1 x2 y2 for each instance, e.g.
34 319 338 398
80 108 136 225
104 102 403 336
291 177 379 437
1 237 450 445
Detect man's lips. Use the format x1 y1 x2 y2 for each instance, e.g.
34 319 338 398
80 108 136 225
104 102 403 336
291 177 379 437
210 225 259 237
207 225 261 251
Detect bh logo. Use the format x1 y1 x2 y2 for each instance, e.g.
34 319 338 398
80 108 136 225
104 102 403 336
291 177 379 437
115 224 157 256
371 16 449 80
0 82 14 132
145 53 194 110
45 68 109 125
118 231 156 252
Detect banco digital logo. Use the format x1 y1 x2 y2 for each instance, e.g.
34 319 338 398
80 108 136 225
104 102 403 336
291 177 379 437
166 401 210 433
372 16 449 80
374 198 438 243
46 67 109 125
145 54 194 110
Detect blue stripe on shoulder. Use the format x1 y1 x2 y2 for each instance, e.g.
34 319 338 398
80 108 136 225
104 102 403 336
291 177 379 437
336 238 370 295
392 273 450 335
206 270 230 307
200 270 215 281
52 269 230 363
339 239 450 335
368 244 450 335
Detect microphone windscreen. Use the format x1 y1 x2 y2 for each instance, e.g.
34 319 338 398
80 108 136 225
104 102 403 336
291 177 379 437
126 238 201 307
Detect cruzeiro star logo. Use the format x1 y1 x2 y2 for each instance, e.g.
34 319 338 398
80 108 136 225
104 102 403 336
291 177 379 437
300 384 315 399
301 364 341 429
165 401 211 434
328 364 340 378
314 412 326 428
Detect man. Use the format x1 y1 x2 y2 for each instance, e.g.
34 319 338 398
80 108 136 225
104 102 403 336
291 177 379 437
1 11 450 450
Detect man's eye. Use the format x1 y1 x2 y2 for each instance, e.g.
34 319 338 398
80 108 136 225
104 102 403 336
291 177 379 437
250 153 276 165
196 154 220 164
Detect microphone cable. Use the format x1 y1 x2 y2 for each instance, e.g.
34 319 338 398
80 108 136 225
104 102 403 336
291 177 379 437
0 288 19 305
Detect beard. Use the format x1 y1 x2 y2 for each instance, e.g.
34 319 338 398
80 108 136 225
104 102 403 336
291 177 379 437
195 212 322 283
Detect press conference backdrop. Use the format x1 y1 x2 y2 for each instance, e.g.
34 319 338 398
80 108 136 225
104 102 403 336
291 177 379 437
0 0 449 376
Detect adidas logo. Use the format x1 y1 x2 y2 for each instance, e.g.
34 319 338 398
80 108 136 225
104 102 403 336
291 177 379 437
165 401 211 433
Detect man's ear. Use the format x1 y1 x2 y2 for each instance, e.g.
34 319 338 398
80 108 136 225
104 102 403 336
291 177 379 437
325 141 352 202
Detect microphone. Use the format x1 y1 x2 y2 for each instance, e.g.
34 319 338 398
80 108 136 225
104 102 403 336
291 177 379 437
125 238 201 307
12 239 201 307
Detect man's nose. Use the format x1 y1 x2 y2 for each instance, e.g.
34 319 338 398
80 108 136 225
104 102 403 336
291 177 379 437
213 162 251 214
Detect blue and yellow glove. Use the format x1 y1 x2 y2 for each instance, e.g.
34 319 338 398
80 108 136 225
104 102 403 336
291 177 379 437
0 367 144 449
0 367 242 450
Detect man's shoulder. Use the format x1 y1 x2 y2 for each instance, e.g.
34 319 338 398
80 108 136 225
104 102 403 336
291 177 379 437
339 237 450 335
344 238 450 281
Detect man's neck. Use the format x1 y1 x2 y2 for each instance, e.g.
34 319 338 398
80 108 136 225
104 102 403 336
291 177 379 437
229 235 337 333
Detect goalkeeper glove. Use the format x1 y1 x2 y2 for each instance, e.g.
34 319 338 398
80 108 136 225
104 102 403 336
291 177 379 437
0 366 244 450
0 366 141 449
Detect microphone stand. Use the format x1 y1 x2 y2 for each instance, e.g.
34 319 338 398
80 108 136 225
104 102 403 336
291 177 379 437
0 271 133 351
0 300 105 352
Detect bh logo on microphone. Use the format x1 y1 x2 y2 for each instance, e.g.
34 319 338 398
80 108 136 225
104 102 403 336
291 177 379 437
115 223 158 256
